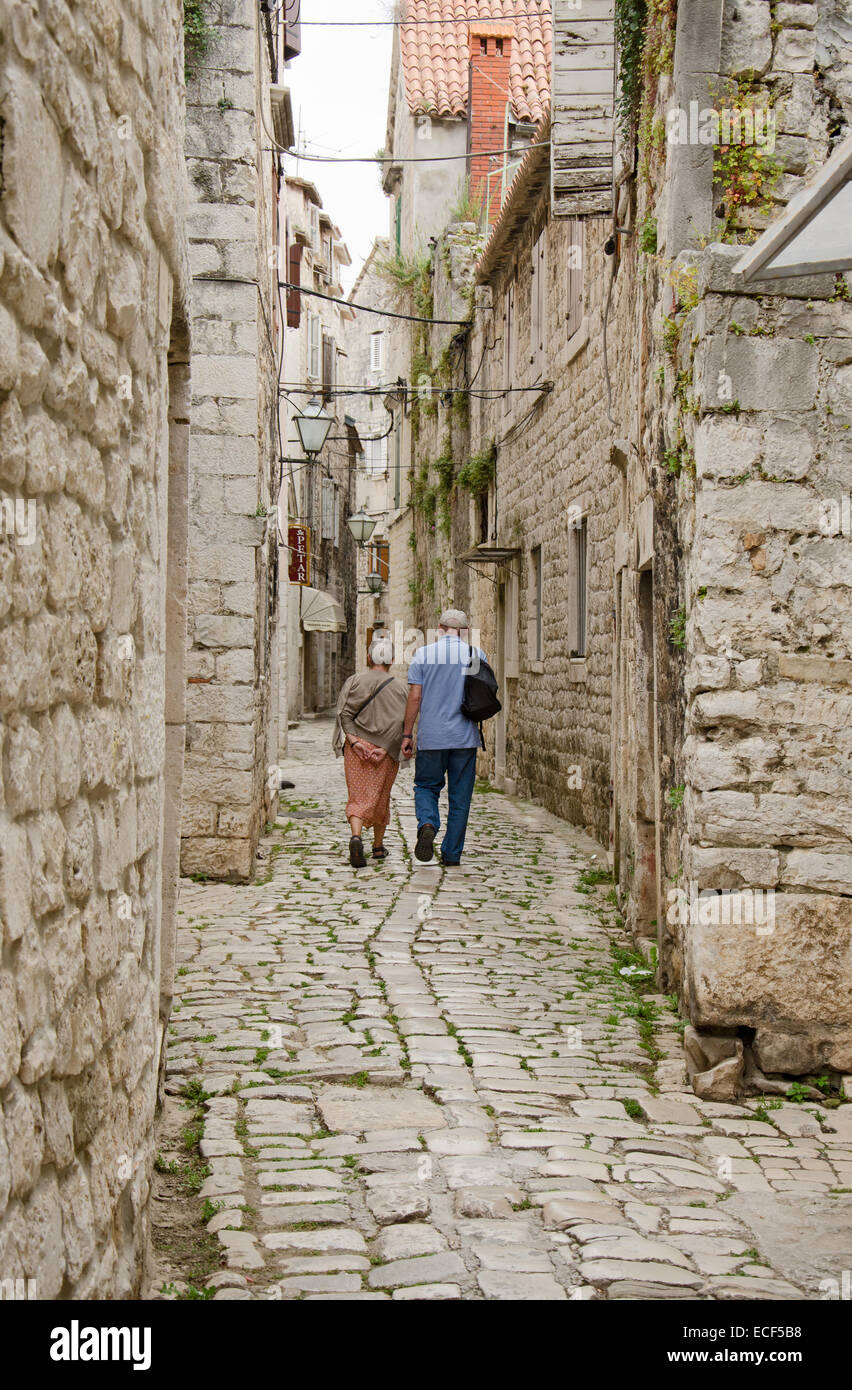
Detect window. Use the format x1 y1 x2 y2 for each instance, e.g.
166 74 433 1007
370 331 385 377
286 242 302 328
321 478 335 540
307 312 320 380
477 490 488 543
566 219 583 341
367 540 389 583
505 568 519 678
530 226 547 379
322 331 335 401
310 203 320 252
502 279 515 416
365 434 388 477
570 513 587 658
333 486 340 545
529 544 543 662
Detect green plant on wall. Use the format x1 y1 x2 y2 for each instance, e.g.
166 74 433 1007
615 0 648 139
712 73 783 241
669 605 687 650
456 442 496 496
377 248 433 319
450 179 485 228
184 0 213 81
635 0 678 179
638 212 658 254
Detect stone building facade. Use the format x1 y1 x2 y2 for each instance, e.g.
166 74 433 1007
180 0 284 883
0 0 189 1296
348 239 404 671
282 177 358 715
368 0 852 1086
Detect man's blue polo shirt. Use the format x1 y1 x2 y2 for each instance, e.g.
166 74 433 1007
408 634 487 750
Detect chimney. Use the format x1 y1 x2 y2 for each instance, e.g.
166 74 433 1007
467 23 513 225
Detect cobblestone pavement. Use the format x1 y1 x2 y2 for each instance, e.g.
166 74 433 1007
157 720 852 1301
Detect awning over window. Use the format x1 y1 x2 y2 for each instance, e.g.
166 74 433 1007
300 586 346 632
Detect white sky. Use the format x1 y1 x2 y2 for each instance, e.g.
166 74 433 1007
284 0 396 290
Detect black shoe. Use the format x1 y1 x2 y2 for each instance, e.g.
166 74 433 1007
441 858 461 866
415 823 436 862
349 835 366 868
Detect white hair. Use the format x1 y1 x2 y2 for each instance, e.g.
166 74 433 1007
369 637 394 666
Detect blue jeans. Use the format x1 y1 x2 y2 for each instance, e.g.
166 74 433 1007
414 748 478 863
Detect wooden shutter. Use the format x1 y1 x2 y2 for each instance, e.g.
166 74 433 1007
566 219 583 340
308 314 320 379
322 333 334 402
537 230 547 374
530 244 539 370
503 281 514 416
369 542 390 583
286 243 302 328
530 229 547 379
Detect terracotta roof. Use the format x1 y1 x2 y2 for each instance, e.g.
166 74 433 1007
400 1 551 123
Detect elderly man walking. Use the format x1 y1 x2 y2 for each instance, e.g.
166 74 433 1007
401 609 487 866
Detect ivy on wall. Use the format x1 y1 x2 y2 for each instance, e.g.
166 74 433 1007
184 0 212 82
615 0 648 139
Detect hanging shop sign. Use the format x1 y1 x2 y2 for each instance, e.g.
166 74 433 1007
288 523 311 585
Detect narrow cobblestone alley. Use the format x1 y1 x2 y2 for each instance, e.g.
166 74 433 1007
151 721 852 1302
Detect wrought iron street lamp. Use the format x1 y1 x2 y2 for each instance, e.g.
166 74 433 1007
346 508 377 547
294 397 333 457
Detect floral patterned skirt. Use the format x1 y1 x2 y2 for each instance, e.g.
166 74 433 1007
343 741 399 829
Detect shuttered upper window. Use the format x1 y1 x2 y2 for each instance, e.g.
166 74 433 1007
370 331 385 377
286 242 302 328
566 219 583 342
530 226 547 380
502 279 515 416
307 313 320 380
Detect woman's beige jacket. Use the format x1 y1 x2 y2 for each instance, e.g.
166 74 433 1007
333 669 408 762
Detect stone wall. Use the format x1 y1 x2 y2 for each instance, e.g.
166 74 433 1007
282 179 358 715
182 0 279 882
0 0 189 1296
467 205 618 843
609 0 852 1079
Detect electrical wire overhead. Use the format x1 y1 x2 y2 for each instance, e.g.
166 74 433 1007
279 279 469 326
287 141 549 165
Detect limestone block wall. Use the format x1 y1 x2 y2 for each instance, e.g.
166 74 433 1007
678 249 852 1072
0 0 189 1296
609 0 852 1076
469 208 619 845
182 0 279 882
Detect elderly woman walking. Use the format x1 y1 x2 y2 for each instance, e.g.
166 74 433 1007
333 636 409 868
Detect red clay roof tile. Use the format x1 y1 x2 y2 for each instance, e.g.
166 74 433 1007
400 1 552 123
